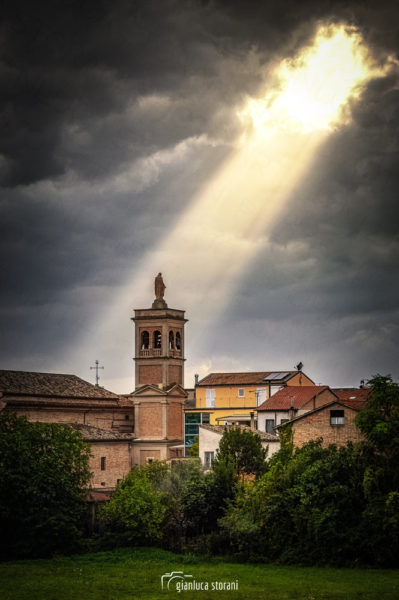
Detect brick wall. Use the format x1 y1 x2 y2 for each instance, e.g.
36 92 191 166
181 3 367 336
139 449 161 465
169 364 182 385
89 441 132 490
14 407 85 424
138 402 164 437
167 400 184 438
292 403 364 448
138 364 162 385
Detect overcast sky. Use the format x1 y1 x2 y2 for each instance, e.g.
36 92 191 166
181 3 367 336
1 0 398 393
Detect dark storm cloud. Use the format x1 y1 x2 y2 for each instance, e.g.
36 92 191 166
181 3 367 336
225 60 399 384
6 0 399 187
1 0 398 384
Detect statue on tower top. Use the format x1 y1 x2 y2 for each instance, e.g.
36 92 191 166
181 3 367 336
152 273 168 309
155 273 166 300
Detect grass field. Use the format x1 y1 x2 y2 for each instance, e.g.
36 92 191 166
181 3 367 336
1 547 398 600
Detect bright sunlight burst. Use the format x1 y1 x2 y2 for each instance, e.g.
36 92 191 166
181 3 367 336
241 25 383 134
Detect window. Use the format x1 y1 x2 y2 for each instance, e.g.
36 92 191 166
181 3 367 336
169 331 174 349
330 410 345 425
185 413 201 424
101 457 106 470
265 419 275 434
153 330 162 349
280 418 289 425
238 388 245 398
201 413 210 424
125 414 129 420
141 330 149 349
206 388 216 408
204 451 214 469
176 332 181 349
185 423 200 435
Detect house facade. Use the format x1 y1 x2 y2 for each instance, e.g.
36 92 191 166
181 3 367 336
257 385 337 433
198 423 280 469
276 387 370 447
184 370 315 454
276 396 368 448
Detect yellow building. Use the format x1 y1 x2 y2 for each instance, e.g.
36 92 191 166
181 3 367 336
184 370 315 453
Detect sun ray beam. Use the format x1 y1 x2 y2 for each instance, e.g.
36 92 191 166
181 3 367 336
68 24 391 391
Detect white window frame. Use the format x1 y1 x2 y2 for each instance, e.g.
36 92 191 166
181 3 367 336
204 451 214 469
265 419 275 433
205 388 216 408
238 388 245 398
330 410 345 425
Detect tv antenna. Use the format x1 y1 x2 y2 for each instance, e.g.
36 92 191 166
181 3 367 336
90 360 104 386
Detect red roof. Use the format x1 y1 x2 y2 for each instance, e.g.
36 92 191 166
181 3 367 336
198 371 298 386
257 386 332 411
333 388 370 410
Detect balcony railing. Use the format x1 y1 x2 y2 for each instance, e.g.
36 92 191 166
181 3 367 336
139 348 182 358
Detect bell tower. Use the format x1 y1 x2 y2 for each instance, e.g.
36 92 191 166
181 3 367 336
130 274 187 465
132 273 187 389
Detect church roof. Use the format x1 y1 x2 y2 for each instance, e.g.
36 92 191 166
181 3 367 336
70 424 135 441
0 370 119 400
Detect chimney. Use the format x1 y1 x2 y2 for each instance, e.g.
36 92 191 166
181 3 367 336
250 411 255 430
194 374 199 387
289 396 295 420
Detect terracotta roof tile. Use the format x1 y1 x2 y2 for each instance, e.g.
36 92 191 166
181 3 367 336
199 423 279 442
257 386 332 411
0 370 119 400
70 424 135 441
197 371 298 386
332 388 370 410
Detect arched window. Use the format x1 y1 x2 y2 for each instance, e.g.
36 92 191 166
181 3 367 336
153 330 162 349
141 331 149 349
176 332 181 350
169 331 174 349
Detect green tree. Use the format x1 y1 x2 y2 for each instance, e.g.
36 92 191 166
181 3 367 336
101 463 170 544
355 375 399 565
0 411 92 559
356 374 399 462
188 436 199 457
220 440 369 564
214 427 268 477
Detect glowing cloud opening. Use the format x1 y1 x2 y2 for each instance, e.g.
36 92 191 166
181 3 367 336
68 24 390 392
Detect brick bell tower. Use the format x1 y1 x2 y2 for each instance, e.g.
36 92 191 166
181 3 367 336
132 273 187 388
130 273 187 464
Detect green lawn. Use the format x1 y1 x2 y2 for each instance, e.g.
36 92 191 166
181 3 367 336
1 547 398 600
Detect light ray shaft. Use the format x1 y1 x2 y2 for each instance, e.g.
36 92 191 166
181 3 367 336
67 24 388 391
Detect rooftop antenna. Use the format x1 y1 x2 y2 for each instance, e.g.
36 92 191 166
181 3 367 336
90 360 104 386
295 361 303 372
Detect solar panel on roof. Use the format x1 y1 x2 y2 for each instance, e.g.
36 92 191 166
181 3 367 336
264 372 290 381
